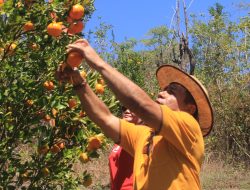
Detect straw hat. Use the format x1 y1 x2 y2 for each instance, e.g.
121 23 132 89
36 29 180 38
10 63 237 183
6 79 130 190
156 64 213 137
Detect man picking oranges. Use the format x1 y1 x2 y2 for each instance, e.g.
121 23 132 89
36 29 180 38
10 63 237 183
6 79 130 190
56 39 213 190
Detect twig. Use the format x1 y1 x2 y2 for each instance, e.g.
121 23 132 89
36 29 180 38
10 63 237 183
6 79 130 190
232 137 250 159
187 0 195 10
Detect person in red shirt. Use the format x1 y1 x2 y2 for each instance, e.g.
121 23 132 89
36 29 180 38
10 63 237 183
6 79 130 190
109 107 143 190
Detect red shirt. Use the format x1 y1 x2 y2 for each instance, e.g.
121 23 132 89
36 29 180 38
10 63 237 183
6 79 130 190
109 144 134 190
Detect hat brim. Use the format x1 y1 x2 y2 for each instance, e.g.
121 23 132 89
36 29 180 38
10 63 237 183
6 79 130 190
156 65 213 137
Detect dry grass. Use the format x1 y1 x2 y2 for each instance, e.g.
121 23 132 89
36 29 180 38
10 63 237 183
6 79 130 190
201 156 250 190
13 143 250 190
81 148 250 190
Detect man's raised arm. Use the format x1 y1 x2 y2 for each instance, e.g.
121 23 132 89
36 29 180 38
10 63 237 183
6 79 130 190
67 39 162 131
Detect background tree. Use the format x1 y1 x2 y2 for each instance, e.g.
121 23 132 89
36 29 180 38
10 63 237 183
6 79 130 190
190 3 250 163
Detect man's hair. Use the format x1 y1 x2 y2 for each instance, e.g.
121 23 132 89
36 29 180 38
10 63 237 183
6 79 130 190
184 89 198 120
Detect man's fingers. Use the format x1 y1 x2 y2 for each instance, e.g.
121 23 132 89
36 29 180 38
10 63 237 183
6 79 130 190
74 39 88 46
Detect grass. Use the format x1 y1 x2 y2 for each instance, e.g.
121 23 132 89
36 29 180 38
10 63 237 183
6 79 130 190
201 155 250 190
81 148 250 190
15 143 250 190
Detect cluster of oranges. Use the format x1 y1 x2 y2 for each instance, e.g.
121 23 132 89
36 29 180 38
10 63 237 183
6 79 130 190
47 4 85 37
37 141 65 156
79 133 104 163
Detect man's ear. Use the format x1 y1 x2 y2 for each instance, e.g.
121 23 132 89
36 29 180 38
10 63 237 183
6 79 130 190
187 104 197 115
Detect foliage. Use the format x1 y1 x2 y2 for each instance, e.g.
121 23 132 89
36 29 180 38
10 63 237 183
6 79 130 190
190 3 250 163
0 0 119 189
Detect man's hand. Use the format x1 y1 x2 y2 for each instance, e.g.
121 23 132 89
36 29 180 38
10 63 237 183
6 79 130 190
66 39 105 70
55 63 85 87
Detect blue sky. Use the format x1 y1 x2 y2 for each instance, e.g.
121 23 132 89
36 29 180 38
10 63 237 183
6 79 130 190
85 0 248 43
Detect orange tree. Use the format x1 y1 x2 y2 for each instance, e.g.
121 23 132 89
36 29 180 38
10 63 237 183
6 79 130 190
0 0 118 189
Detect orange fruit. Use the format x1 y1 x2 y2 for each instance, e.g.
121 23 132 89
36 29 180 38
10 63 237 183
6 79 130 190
50 144 60 154
68 98 77 109
26 99 34 106
68 21 84 34
43 81 54 91
66 51 83 68
87 136 102 151
95 83 104 94
79 152 89 163
57 142 65 149
37 144 49 155
10 43 17 51
95 133 105 143
29 43 39 50
51 108 58 117
69 4 84 20
43 114 51 122
23 21 34 32
97 78 105 85
79 111 86 118
47 22 62 37
41 167 50 176
80 70 87 78
0 0 4 5
6 43 17 54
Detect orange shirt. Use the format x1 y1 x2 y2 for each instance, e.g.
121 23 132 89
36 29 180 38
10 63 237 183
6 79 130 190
119 105 204 190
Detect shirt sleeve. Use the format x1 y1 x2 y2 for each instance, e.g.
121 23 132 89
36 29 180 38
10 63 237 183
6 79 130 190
119 119 142 157
159 105 203 156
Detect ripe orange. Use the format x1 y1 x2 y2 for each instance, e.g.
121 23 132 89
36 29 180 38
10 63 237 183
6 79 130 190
97 78 105 85
66 51 83 68
95 83 104 94
6 43 17 53
69 4 84 20
79 152 89 163
87 136 102 151
51 108 58 117
30 43 39 50
26 99 34 106
80 70 87 78
47 22 62 37
79 110 86 118
68 98 77 109
95 133 105 143
43 114 51 122
37 144 49 155
23 21 34 32
68 21 84 34
41 167 50 176
0 0 4 5
57 142 65 149
43 81 54 91
50 144 60 154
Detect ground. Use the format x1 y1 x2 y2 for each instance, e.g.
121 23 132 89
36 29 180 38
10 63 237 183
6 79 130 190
80 145 250 190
